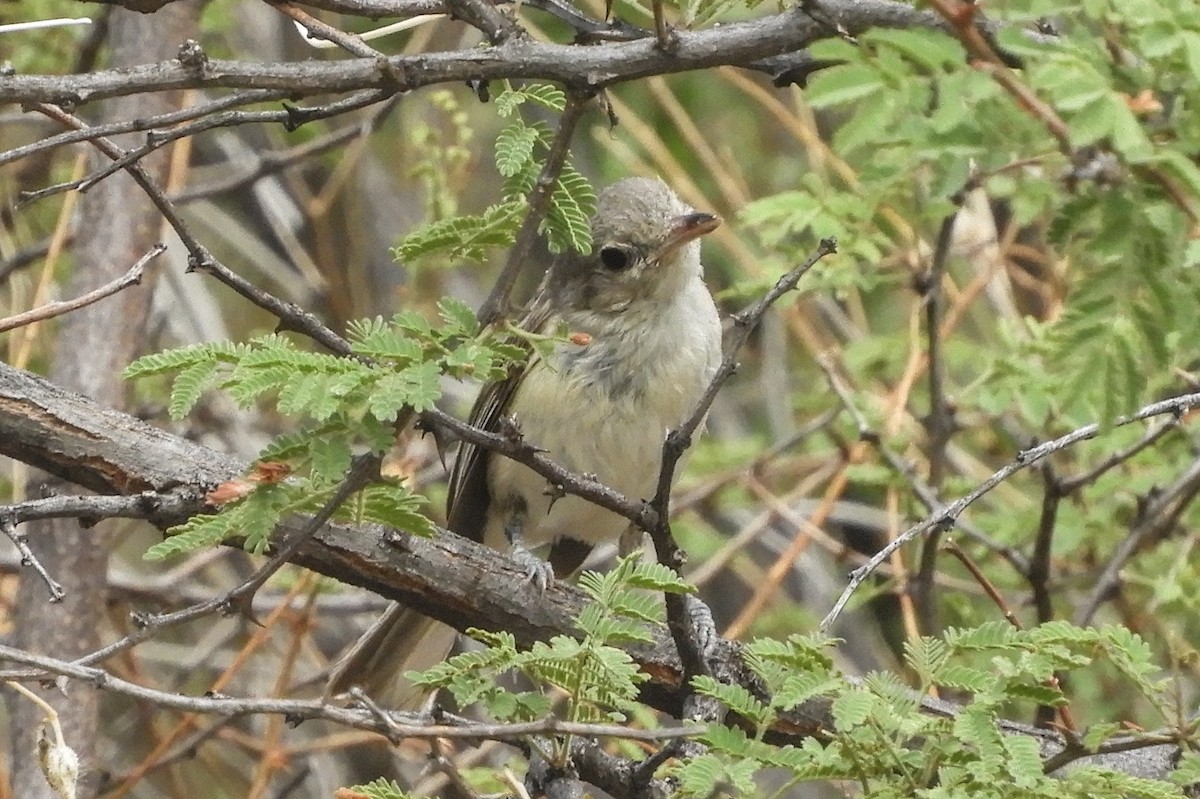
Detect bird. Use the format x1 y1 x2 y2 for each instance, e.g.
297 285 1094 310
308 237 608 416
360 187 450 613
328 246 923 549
327 177 723 707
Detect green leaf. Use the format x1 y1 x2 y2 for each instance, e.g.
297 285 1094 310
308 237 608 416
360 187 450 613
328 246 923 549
866 28 964 72
367 361 441 420
495 123 540 177
354 485 437 536
168 359 221 420
543 164 596 254
437 297 479 335
692 675 772 727
806 64 885 108
123 341 238 379
830 688 873 729
521 83 567 111
393 201 525 263
347 777 409 799
309 436 353 482
145 512 237 560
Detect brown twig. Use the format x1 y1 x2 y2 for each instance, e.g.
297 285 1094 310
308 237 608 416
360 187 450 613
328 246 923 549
659 238 837 658
0 2 949 108
0 244 165 334
913 209 960 635
30 103 356 357
1074 453 1200 626
445 0 524 43
0 513 65 602
0 644 704 741
270 0 390 57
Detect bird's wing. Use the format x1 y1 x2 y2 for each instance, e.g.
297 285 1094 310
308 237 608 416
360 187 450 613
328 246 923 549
445 297 556 543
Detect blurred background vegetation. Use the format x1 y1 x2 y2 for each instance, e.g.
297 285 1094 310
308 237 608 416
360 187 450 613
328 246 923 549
2 0 1200 795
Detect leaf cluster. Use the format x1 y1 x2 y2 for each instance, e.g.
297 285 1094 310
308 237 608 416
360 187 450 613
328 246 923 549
409 557 689 731
673 621 1186 798
393 82 596 264
123 298 524 558
740 16 1200 425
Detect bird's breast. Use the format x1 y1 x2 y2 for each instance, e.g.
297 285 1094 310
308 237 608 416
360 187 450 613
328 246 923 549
485 282 721 550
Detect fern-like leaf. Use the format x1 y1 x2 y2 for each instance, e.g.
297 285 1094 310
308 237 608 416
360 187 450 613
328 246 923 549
543 164 596 254
495 122 540 178
168 359 221 420
145 512 238 560
393 201 525 263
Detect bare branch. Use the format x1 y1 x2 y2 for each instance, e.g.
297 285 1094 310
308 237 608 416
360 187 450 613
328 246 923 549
0 359 1187 779
913 209 959 634
0 514 64 602
29 103 356 356
0 244 165 334
1074 453 1200 626
649 237 836 680
820 392 1200 632
0 1 946 107
0 646 702 742
445 0 524 44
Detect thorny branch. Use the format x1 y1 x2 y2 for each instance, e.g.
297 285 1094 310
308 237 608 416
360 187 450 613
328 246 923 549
913 209 959 634
0 1 949 107
0 645 703 743
819 391 1200 632
1074 452 1200 626
648 237 837 683
28 102 357 355
477 91 592 326
0 360 1186 781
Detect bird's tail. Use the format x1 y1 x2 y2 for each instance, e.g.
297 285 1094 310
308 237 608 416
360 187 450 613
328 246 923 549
326 603 457 711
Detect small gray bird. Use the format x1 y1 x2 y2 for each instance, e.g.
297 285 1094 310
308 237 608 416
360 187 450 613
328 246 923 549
327 177 723 706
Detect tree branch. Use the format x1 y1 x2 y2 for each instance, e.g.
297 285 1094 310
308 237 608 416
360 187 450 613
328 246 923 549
1 1 946 106
0 244 164 334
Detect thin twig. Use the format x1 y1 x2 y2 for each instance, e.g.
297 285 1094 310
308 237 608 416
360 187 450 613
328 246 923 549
820 391 1200 632
0 513 65 602
0 645 704 742
0 489 203 527
31 103 355 356
172 98 401 203
1028 464 1060 627
270 0 390 58
445 0 524 43
0 89 288 168
0 244 165 334
942 539 1077 733
24 90 390 205
816 352 1029 575
1 458 383 673
1058 417 1179 495
914 209 960 634
215 453 385 618
1074 453 1200 626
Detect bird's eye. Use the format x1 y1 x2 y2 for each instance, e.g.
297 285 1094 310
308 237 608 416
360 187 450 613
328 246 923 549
599 246 631 271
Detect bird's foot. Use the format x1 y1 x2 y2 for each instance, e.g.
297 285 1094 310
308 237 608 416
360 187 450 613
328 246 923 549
511 544 555 592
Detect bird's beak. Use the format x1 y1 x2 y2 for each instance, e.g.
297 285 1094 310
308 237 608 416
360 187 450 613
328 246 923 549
652 212 721 262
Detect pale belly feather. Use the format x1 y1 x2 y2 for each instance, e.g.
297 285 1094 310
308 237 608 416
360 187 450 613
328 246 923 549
483 286 720 552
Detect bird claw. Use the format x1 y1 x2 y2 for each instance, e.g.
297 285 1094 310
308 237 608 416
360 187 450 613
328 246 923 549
511 545 555 592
